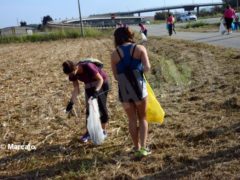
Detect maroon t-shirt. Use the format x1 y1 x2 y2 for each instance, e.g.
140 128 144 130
69 62 108 89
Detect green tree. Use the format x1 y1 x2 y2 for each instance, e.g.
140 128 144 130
154 12 167 20
42 15 53 26
20 21 27 26
222 0 239 9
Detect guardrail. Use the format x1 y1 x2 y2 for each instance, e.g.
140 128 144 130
47 23 117 29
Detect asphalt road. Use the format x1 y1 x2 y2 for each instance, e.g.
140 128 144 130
130 19 240 49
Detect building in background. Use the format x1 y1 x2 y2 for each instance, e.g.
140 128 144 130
0 26 37 36
48 16 144 28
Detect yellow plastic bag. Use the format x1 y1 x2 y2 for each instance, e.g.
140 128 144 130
146 80 165 124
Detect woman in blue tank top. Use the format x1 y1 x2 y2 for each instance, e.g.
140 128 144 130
111 27 151 157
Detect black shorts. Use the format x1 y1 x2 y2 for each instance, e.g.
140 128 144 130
225 17 233 29
143 30 147 37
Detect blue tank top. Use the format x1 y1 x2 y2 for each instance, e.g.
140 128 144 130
116 44 143 74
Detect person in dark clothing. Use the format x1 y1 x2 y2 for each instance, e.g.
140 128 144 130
235 15 239 31
166 13 175 36
62 59 109 143
223 4 236 34
139 23 148 37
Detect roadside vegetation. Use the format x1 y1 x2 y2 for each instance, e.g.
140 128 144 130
176 21 220 32
150 20 166 24
184 21 209 29
0 28 113 44
198 13 223 19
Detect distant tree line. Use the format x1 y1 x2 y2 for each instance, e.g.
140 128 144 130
222 0 239 9
20 21 27 26
198 6 224 17
42 15 53 26
18 15 53 30
154 12 168 20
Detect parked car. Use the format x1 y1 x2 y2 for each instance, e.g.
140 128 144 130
141 19 151 25
178 13 197 22
144 20 151 25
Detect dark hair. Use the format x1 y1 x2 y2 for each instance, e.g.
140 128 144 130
114 27 135 47
62 60 75 74
226 4 231 9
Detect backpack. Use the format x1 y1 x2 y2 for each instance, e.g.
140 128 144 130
79 58 104 68
117 44 143 100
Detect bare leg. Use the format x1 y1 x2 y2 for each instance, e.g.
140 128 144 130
122 102 140 150
135 97 148 148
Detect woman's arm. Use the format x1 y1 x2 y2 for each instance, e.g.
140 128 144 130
139 45 151 72
111 51 118 80
70 80 80 103
94 73 104 92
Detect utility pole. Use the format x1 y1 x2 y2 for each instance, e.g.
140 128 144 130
164 0 167 19
77 0 84 37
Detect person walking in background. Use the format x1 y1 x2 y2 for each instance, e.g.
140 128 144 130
223 4 236 34
116 21 123 28
116 21 127 28
234 14 239 31
139 23 148 37
111 27 151 157
172 15 176 34
62 59 110 143
166 13 175 36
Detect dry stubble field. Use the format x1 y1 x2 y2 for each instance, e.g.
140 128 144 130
0 36 240 179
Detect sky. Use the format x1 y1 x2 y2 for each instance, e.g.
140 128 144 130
0 0 222 28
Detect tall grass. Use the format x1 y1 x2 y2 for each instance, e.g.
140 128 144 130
184 21 209 29
0 28 110 44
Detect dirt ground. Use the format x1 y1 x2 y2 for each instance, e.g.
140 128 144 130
0 36 239 179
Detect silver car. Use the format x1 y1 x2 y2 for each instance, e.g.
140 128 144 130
179 13 197 22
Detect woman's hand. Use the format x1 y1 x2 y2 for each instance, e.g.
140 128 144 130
70 80 80 103
92 90 100 99
66 100 74 112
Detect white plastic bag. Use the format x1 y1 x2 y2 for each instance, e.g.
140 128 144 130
87 98 105 145
141 32 147 42
219 21 226 35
